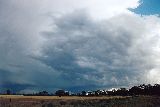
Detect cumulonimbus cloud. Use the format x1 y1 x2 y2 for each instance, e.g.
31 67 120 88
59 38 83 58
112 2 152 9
0 0 160 92
38 11 160 90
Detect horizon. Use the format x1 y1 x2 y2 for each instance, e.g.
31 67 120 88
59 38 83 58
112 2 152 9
0 83 159 95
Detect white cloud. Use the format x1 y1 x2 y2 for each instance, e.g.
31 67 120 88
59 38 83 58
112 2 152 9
147 69 160 84
4 0 140 20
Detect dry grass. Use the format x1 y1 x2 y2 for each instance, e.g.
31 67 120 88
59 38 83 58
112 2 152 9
0 95 129 100
0 95 160 107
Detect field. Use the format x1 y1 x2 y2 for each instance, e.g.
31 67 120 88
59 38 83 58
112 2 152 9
0 95 160 107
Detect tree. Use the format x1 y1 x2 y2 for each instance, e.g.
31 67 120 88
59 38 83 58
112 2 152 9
55 90 68 97
81 91 86 96
38 91 49 96
6 89 11 95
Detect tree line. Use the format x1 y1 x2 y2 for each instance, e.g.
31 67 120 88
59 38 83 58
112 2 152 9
1 84 160 96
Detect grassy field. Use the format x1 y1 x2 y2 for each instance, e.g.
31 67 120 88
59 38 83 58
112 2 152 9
0 95 128 100
0 95 160 107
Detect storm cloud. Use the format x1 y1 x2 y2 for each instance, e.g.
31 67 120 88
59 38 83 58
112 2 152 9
0 0 160 92
38 12 160 89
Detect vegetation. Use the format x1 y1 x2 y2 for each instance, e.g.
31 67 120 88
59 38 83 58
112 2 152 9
18 84 160 96
0 96 160 107
0 84 160 107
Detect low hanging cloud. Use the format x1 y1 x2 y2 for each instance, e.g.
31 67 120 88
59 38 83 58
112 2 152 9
37 11 160 90
0 0 160 92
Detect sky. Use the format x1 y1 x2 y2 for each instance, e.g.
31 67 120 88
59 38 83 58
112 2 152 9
132 0 160 15
0 0 160 93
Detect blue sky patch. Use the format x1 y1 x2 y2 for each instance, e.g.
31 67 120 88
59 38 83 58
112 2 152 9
131 0 160 15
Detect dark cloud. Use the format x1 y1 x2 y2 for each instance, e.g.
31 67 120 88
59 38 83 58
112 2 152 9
0 0 160 92
36 12 160 91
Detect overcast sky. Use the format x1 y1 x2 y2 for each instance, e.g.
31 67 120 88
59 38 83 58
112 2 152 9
0 0 160 93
